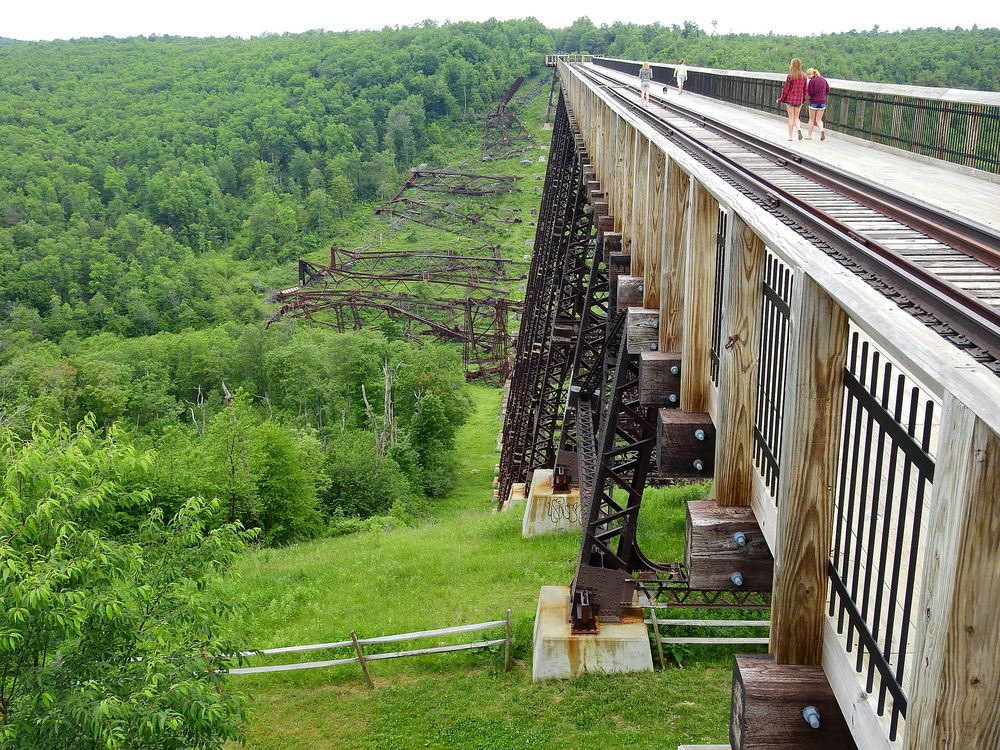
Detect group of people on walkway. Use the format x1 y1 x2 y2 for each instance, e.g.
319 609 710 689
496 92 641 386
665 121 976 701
637 59 688 104
635 57 831 143
777 57 830 141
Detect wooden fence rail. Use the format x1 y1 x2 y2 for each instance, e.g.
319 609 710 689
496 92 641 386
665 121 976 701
227 611 513 682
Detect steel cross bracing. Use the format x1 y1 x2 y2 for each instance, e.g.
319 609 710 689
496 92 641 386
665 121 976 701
570 315 660 633
498 93 579 505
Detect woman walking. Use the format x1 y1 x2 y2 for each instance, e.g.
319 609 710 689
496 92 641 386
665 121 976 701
776 58 808 141
675 59 688 94
806 67 830 140
638 62 653 104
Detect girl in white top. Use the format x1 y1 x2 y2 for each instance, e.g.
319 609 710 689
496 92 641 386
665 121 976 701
675 59 688 94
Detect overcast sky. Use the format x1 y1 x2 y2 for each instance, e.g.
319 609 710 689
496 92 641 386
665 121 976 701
3 0 996 41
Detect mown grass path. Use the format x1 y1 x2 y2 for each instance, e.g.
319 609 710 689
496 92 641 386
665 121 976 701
227 386 733 749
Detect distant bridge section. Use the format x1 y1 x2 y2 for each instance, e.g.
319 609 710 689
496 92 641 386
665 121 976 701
593 56 1000 173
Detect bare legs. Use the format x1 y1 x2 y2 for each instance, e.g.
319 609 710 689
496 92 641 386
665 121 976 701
640 86 650 104
785 104 804 140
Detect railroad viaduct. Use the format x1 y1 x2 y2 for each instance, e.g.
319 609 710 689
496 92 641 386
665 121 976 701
499 57 1000 749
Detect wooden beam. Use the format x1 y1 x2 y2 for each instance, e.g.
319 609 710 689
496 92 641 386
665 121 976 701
659 158 690 353
644 147 666 311
629 133 650 279
905 395 1000 749
714 215 766 507
770 274 849 665
681 182 720 413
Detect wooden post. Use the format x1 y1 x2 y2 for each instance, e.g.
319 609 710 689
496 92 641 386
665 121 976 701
649 605 666 669
770 275 849 665
643 147 666 311
658 159 690 354
714 215 766 507
629 133 649 279
351 629 374 688
680 182 719 413
504 609 512 673
904 396 1000 749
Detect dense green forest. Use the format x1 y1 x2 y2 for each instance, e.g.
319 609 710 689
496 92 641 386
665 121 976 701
1 19 998 749
556 19 1000 90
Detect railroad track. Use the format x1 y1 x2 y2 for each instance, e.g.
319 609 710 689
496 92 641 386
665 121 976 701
574 63 1000 374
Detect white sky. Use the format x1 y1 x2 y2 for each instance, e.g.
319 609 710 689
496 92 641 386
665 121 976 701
2 0 996 41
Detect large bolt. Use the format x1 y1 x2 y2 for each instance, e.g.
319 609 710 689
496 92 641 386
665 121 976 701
637 284 644 294
693 458 704 471
802 706 821 729
668 393 679 404
730 571 744 587
733 531 748 547
649 343 658 351
694 428 706 441
669 365 680 375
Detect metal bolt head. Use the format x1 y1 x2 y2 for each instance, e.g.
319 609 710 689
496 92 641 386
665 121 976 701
802 706 821 729
669 365 680 375
694 428 706 441
637 284 644 294
668 393 678 404
730 571 744 587
692 458 704 471
733 531 748 547
649 343 658 351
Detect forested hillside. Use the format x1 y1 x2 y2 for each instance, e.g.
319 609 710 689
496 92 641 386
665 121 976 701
556 20 1000 90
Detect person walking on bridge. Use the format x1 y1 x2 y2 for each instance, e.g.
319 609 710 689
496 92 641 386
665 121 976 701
638 62 654 104
675 59 688 94
806 67 830 141
777 57 808 141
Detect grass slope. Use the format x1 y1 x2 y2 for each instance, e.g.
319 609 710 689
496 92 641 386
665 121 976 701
226 387 734 749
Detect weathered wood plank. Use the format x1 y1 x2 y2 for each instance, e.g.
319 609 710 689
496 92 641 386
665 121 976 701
731 654 857 750
905 396 1000 750
644 147 666 310
630 133 650 279
681 181 720 413
659 158 690 353
639 351 681 407
626 307 659 354
714 215 766 508
685 500 774 591
770 274 849 665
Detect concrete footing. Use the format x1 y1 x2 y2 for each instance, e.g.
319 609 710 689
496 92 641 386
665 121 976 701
499 482 526 512
531 585 653 681
521 469 581 537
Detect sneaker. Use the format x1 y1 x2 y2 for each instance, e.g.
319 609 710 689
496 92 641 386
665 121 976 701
820 130 826 141
797 129 803 140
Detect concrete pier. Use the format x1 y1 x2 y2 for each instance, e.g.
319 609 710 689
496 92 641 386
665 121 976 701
521 469 581 536
531 585 653 681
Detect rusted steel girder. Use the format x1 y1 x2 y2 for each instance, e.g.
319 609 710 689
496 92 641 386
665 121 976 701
497 93 577 506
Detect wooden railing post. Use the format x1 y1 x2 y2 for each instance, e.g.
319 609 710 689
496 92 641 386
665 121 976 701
905 395 1000 749
714 215 765 507
680 181 719 413
351 629 374 688
769 275 849 665
504 609 512 673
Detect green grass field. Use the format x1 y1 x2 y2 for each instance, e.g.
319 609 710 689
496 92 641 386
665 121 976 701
225 387 737 749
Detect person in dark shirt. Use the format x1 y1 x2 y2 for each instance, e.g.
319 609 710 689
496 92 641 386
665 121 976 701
776 57 809 141
806 67 831 141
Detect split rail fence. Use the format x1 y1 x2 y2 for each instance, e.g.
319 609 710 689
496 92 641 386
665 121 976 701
558 58 1000 750
228 610 513 686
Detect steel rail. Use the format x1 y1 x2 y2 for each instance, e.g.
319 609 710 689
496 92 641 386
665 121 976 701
573 64 1000 369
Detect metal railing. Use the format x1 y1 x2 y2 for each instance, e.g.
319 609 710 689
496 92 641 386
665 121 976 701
829 331 936 741
592 56 1000 174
